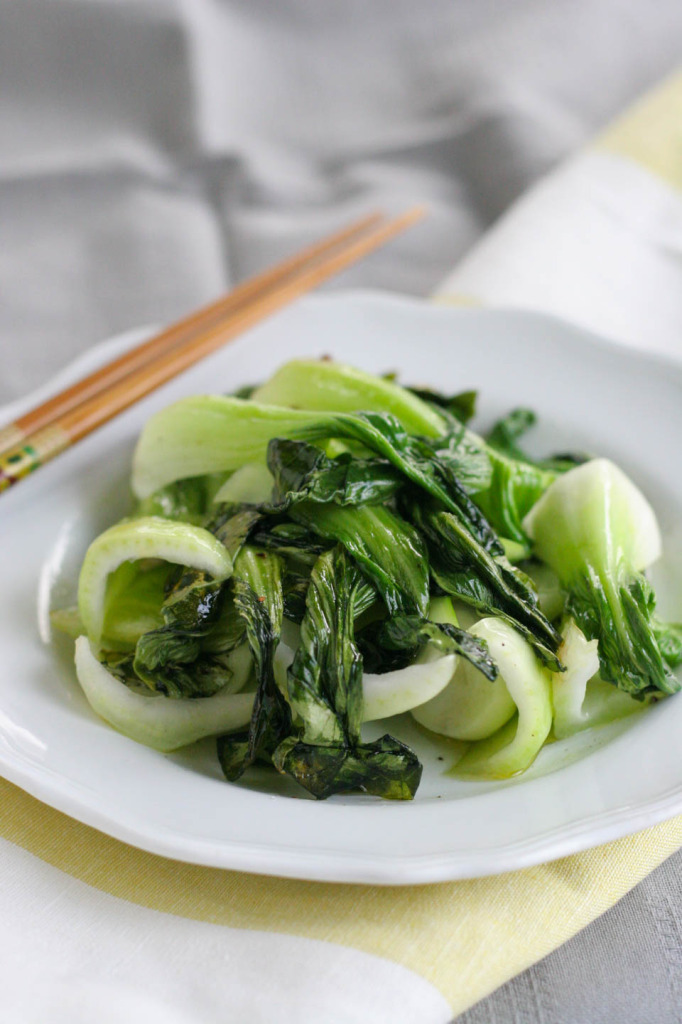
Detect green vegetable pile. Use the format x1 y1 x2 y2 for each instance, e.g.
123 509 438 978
53 359 682 799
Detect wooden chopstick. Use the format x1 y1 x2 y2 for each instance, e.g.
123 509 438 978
0 205 426 493
0 211 383 459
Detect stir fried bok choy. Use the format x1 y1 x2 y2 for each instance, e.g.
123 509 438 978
53 358 681 799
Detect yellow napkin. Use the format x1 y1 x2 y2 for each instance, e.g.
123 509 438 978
2 781 681 1016
4 71 682 1019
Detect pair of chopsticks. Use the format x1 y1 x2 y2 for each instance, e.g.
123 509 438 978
0 206 425 494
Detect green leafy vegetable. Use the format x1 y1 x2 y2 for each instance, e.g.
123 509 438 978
273 546 422 800
654 620 682 669
412 616 518 742
255 361 552 542
133 626 222 697
131 385 552 550
251 358 445 437
127 506 260 698
486 408 588 473
267 438 403 509
78 516 233 645
257 362 559 540
217 547 288 780
290 501 429 617
273 734 422 801
371 614 497 680
100 560 168 650
134 475 224 524
62 356 681 799
75 637 253 751
404 494 562 668
249 518 332 564
524 459 680 697
282 571 311 623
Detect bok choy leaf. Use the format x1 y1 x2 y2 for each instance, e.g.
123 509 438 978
78 516 233 646
134 474 224 523
132 385 553 552
129 505 261 698
524 459 681 697
267 438 403 509
61 354 682 798
371 614 497 680
257 360 562 541
407 386 477 424
273 546 422 800
75 637 253 751
289 501 429 617
404 494 562 669
486 408 588 474
551 619 646 739
251 358 445 437
217 547 288 781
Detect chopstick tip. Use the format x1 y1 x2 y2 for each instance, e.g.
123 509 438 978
402 203 429 224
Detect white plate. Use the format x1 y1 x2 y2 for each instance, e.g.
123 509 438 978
2 291 682 885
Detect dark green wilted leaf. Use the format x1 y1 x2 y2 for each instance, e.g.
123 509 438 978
160 504 261 630
231 383 257 400
285 547 363 744
568 573 680 698
217 547 289 779
130 506 264 698
291 501 429 617
282 571 311 623
133 626 237 698
404 495 562 669
210 504 264 557
654 620 682 670
273 546 422 800
267 438 403 509
377 614 497 680
249 518 332 565
273 734 422 800
486 408 589 474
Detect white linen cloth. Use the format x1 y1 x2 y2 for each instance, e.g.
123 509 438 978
1 840 448 1024
2 3 682 1022
437 150 682 356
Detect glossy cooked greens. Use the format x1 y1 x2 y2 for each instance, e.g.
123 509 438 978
55 358 681 798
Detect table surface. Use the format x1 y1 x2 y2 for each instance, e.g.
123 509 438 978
2 2 682 1020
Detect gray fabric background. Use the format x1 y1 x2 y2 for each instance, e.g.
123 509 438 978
1 1 681 1019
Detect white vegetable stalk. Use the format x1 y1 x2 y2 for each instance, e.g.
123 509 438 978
362 658 457 721
77 516 233 645
552 619 599 738
274 639 457 723
411 617 516 741
552 619 645 739
429 618 553 779
75 638 253 751
78 634 458 753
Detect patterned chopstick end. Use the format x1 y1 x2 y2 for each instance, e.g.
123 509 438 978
0 426 71 493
